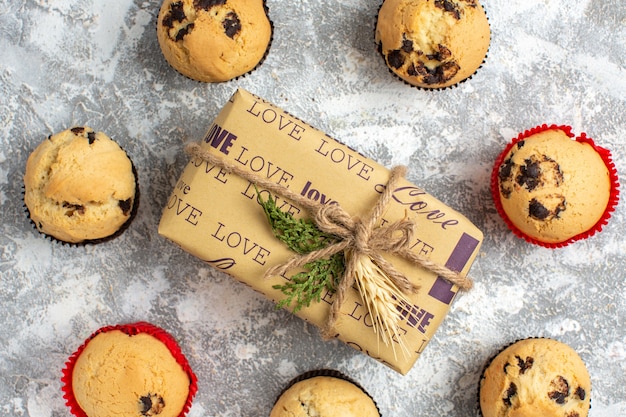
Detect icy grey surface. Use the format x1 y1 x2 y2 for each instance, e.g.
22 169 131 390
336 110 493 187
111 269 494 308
1 0 625 416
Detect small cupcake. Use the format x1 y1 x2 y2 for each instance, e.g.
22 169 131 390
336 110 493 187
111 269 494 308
61 322 197 417
270 370 380 417
156 0 272 82
479 338 591 417
375 0 490 89
23 126 138 244
491 124 620 248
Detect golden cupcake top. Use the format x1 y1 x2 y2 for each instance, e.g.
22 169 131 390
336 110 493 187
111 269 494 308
270 376 379 417
375 0 490 88
71 328 192 417
23 126 136 243
480 338 591 417
495 127 611 244
156 0 272 82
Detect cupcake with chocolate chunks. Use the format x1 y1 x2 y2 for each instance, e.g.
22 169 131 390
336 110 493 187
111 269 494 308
375 0 490 89
270 370 380 417
491 124 620 248
23 126 138 244
156 0 272 82
61 322 197 417
479 338 591 417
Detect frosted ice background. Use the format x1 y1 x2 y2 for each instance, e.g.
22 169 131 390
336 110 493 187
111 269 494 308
0 0 624 416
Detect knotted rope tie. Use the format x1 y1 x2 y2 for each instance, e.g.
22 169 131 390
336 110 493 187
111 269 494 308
186 143 473 338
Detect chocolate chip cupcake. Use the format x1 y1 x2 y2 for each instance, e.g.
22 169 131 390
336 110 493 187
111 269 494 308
479 338 591 417
491 124 620 248
270 370 380 417
375 0 490 89
61 322 197 417
23 126 138 244
156 0 272 82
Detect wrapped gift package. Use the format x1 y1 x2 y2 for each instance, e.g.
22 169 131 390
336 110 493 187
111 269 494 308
159 89 483 374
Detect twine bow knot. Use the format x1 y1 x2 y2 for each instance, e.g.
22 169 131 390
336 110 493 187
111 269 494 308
314 203 415 254
263 166 423 340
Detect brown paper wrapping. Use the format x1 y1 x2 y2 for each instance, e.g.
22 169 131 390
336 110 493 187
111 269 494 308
158 89 483 374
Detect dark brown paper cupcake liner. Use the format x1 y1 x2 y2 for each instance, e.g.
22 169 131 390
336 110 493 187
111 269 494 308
61 322 198 417
156 0 274 83
477 337 592 417
244 0 274 80
23 156 140 247
374 0 491 91
273 369 381 416
490 124 620 248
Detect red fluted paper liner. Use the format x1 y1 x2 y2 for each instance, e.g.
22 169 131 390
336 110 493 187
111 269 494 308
61 322 198 417
490 124 620 248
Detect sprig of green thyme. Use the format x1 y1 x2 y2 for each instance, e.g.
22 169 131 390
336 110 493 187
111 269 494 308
258 188 336 254
256 188 344 312
274 252 344 313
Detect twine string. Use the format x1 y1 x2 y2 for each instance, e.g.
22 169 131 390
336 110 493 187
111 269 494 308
186 143 473 338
